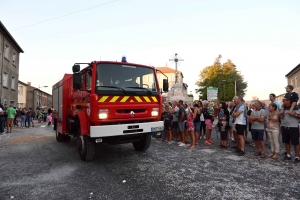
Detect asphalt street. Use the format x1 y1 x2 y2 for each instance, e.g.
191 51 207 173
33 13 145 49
0 122 300 200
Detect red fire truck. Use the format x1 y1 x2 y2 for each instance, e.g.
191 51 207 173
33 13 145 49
52 57 168 161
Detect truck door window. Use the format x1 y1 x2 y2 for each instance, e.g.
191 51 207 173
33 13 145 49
142 73 155 90
81 74 84 88
86 72 92 89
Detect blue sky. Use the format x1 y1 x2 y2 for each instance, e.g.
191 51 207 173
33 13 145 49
1 0 300 100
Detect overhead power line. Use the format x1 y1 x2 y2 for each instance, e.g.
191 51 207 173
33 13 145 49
12 0 119 31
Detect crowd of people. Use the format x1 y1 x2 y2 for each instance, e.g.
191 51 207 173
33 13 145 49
158 84 300 164
0 105 53 134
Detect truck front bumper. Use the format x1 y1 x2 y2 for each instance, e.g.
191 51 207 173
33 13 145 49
90 121 164 138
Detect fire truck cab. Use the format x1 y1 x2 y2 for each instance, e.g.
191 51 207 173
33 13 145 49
52 58 168 161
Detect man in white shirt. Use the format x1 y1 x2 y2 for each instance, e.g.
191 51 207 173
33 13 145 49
232 96 247 156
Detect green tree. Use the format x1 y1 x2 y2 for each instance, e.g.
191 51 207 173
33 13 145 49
195 55 247 101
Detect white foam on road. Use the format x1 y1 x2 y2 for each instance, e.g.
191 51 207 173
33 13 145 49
40 125 46 127
224 155 245 161
199 149 216 153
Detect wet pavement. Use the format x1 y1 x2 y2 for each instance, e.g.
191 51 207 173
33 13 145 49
0 122 300 200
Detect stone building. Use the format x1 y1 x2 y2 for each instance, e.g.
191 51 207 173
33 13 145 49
18 80 29 108
25 83 52 111
285 63 300 95
0 21 24 106
17 81 52 111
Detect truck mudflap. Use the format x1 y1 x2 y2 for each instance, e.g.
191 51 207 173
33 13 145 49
90 121 164 138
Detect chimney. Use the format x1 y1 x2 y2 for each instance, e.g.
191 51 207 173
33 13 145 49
27 82 31 86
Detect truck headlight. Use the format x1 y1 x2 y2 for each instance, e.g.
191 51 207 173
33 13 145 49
98 109 109 119
151 108 159 117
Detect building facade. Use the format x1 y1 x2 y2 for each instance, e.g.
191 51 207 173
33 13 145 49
0 21 24 106
285 63 300 95
18 81 28 108
26 84 52 111
156 66 184 90
17 81 52 110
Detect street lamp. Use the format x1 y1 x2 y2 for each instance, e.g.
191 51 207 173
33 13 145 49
232 71 240 97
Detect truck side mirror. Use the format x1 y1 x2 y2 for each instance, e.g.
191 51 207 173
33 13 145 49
72 64 80 73
73 73 82 90
163 79 168 92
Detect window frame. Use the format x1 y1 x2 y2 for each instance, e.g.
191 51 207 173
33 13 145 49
12 51 17 66
4 42 10 61
3 71 9 88
11 76 16 90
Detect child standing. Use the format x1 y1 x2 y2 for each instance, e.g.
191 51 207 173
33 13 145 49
208 103 215 118
220 115 228 148
187 108 195 148
164 108 173 144
46 113 52 126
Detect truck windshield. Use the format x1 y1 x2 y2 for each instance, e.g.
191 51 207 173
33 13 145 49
96 63 159 95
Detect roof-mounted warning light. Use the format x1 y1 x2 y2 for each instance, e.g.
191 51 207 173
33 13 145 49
121 56 127 62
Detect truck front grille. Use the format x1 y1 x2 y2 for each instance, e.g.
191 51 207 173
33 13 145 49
123 129 143 134
101 120 151 126
117 109 146 113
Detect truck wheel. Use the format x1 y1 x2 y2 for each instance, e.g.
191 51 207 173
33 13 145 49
64 135 71 142
53 118 57 131
56 129 64 142
77 135 95 161
132 134 151 151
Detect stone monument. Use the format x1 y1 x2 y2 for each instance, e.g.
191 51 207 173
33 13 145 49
166 53 193 105
167 83 193 105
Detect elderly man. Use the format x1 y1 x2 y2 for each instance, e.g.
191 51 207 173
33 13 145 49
232 96 247 156
280 97 300 163
249 101 266 158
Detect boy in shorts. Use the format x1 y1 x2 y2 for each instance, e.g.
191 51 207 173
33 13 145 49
220 115 228 148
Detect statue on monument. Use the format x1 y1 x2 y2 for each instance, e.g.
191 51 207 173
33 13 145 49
166 53 193 104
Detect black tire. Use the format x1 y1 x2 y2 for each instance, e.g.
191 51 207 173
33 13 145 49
56 129 64 142
132 134 151 151
64 135 71 142
53 118 57 131
77 135 95 161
